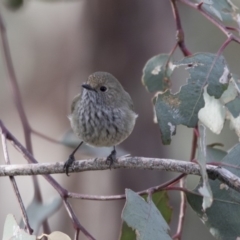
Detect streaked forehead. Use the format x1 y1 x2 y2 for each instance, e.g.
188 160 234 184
87 72 118 87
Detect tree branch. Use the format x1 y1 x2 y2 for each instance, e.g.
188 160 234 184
0 7 49 233
0 157 240 193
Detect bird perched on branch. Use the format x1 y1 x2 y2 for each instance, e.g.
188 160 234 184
64 72 137 175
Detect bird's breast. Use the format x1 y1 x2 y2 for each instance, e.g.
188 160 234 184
71 100 136 147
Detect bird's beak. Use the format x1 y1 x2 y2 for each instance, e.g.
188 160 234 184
82 84 97 92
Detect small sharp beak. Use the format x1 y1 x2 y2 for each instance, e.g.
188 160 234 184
82 84 97 92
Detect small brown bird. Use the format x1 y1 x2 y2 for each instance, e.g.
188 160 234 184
64 72 137 175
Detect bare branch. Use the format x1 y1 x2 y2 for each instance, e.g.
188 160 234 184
1 130 33 234
0 157 240 193
0 7 49 233
179 0 240 44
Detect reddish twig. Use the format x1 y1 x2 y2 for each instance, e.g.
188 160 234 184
169 1 194 238
0 10 95 239
190 126 199 161
172 179 186 240
0 8 49 233
1 129 33 234
170 0 191 56
173 125 198 239
0 119 95 239
169 5 238 237
68 173 186 200
63 200 94 240
179 0 240 44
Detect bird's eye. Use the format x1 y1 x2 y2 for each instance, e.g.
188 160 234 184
100 86 107 92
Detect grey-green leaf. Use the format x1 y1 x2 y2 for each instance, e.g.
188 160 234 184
122 189 171 240
187 144 240 240
194 0 238 23
178 53 229 98
154 53 230 144
225 95 240 118
231 74 240 93
206 145 227 162
119 191 173 240
20 197 62 234
142 54 173 92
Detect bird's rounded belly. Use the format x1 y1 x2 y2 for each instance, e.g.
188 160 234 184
78 109 131 147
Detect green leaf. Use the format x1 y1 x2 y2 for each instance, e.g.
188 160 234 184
143 191 173 224
119 222 136 240
194 0 238 23
20 197 62 234
2 214 36 240
187 144 240 240
120 191 172 240
154 53 230 144
121 189 171 240
142 54 173 92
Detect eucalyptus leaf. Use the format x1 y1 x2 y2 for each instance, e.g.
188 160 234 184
154 53 230 144
225 96 240 118
193 0 238 23
119 191 172 240
20 197 62 234
121 189 171 240
187 144 240 239
142 54 173 92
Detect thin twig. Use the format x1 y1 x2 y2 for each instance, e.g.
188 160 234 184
173 126 198 239
216 36 233 56
0 121 95 240
1 129 33 234
68 173 185 200
170 1 193 238
170 0 191 56
179 0 240 44
63 200 96 240
0 10 94 238
31 129 62 145
0 8 49 233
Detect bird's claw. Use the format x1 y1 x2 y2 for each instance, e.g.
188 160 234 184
106 149 117 169
63 154 75 176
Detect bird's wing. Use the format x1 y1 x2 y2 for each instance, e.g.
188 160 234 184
124 91 135 111
71 93 81 113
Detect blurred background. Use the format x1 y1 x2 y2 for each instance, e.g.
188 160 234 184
0 0 240 239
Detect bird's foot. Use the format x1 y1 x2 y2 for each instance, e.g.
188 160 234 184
106 148 117 169
63 154 75 176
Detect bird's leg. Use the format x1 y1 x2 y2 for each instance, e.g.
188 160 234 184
106 146 117 169
63 141 84 176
